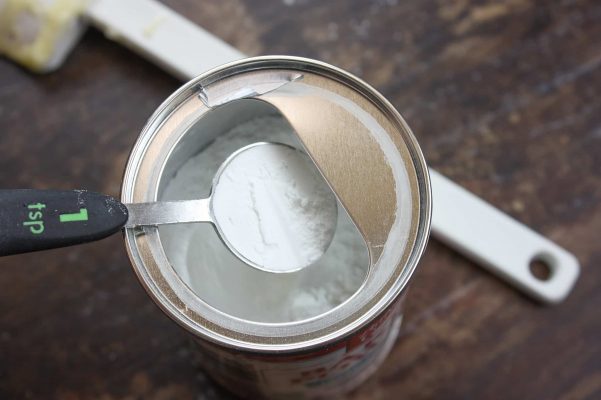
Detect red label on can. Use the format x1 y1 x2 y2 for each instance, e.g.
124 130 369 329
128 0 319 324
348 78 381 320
194 295 405 399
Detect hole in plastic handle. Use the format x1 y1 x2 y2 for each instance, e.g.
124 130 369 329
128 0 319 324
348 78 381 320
529 258 552 281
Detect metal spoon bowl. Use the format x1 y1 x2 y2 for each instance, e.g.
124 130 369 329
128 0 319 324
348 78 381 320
126 142 338 273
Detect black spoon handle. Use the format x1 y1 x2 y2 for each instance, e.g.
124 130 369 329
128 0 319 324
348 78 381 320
0 189 129 256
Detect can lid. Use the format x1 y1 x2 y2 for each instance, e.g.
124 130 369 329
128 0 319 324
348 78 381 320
121 56 431 352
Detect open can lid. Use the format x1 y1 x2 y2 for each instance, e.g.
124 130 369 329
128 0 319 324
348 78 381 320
121 56 432 352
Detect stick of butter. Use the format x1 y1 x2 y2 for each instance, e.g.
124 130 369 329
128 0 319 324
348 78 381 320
0 0 88 72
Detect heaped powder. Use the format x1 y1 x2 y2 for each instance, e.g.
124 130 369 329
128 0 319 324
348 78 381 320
159 116 369 323
211 143 338 272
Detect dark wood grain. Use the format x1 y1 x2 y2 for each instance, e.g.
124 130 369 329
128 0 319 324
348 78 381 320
1 0 600 399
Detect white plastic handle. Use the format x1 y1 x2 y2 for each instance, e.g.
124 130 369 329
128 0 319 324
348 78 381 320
430 170 579 303
86 0 244 81
85 0 580 303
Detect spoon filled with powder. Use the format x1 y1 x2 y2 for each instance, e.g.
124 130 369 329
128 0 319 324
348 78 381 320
0 142 338 273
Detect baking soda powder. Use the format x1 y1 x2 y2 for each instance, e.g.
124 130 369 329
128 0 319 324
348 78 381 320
211 143 337 272
160 116 369 322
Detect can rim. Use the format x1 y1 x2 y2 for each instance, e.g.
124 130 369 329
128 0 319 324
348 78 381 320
121 56 432 353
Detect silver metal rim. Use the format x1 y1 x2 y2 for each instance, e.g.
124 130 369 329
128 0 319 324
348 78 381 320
121 56 432 352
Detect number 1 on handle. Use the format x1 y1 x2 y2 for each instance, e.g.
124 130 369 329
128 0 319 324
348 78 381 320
59 208 88 223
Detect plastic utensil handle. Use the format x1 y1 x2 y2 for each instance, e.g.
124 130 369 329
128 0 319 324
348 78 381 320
86 0 244 81
430 171 580 304
0 189 128 256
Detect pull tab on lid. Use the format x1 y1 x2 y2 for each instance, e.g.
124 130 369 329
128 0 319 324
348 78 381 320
196 65 422 268
195 64 423 267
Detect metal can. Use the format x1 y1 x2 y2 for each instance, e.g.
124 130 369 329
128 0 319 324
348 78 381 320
121 56 431 399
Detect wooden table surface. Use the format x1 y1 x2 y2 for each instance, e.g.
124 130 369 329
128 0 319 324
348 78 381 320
1 1 600 399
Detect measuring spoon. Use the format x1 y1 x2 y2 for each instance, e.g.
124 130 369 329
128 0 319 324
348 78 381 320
0 142 338 273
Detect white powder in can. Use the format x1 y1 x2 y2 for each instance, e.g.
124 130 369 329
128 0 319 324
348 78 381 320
211 143 338 272
159 116 369 323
